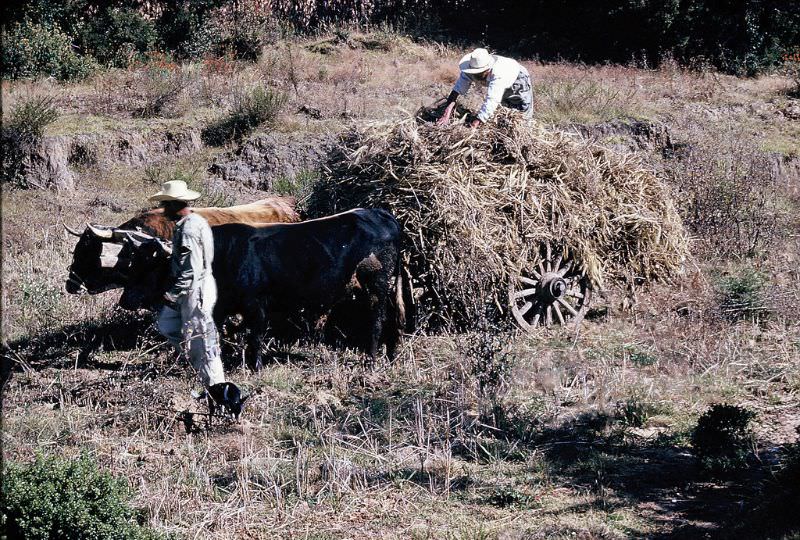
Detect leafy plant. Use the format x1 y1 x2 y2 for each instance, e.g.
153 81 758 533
1 18 96 81
80 7 159 68
202 86 288 146
1 454 166 539
485 486 533 508
691 403 756 475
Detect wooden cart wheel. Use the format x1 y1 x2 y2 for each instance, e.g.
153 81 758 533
509 244 592 330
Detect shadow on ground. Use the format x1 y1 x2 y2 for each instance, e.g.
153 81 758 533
1 310 160 374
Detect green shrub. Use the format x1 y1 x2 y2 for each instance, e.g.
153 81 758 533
202 86 288 145
0 454 165 540
716 268 771 322
82 8 160 68
186 0 280 60
691 403 756 475
1 18 96 81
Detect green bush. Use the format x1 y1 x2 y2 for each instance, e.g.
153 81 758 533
186 0 280 60
0 454 166 540
691 403 756 475
202 86 288 145
1 18 96 81
716 268 771 322
82 8 160 68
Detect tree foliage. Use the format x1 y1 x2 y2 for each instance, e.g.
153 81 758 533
3 0 799 79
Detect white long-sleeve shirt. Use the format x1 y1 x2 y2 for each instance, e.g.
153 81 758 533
452 55 525 122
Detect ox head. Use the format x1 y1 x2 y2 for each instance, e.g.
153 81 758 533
65 223 157 294
117 236 172 311
65 223 137 294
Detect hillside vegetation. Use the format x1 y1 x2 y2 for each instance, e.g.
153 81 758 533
2 17 800 540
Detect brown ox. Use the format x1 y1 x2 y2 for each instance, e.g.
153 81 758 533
65 197 300 294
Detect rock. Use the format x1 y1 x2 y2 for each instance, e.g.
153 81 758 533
569 117 673 154
209 132 334 190
2 133 76 190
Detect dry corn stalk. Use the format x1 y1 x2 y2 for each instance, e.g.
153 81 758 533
308 109 689 328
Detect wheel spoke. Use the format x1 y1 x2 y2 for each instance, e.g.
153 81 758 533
557 260 573 277
513 287 537 299
519 276 539 286
545 243 552 271
553 254 563 273
557 297 578 317
530 311 541 327
546 305 553 326
567 290 584 299
554 303 565 325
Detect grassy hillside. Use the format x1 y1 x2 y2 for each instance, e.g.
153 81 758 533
2 32 800 539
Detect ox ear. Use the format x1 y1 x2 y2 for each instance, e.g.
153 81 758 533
87 223 114 240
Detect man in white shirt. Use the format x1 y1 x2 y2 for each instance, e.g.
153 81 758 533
438 48 533 127
149 180 226 388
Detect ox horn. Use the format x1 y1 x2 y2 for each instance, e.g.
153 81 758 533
87 223 114 239
113 229 154 243
63 223 83 236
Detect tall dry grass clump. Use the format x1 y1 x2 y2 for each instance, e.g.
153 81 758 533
309 109 689 327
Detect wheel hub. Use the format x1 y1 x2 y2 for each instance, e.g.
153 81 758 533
540 273 567 301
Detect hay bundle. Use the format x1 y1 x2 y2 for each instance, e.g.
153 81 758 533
308 110 688 327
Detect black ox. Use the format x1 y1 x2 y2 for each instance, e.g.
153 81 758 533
118 208 407 366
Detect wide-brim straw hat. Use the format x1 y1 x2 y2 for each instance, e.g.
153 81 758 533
149 180 201 202
459 48 495 74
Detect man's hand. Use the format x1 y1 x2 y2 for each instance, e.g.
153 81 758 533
162 293 179 311
437 102 457 125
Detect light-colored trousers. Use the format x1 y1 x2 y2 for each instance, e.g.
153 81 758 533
157 283 225 386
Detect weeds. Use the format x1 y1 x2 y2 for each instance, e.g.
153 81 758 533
668 128 784 259
202 86 288 146
1 95 60 188
5 95 59 137
273 169 319 202
534 75 640 124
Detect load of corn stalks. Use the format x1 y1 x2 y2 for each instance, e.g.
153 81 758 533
307 107 689 328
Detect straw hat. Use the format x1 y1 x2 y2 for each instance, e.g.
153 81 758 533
149 180 201 202
459 48 495 74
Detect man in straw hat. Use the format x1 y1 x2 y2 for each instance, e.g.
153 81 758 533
148 180 228 392
438 47 533 127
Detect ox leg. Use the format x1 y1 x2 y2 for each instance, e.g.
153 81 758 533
357 258 391 365
244 306 266 371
